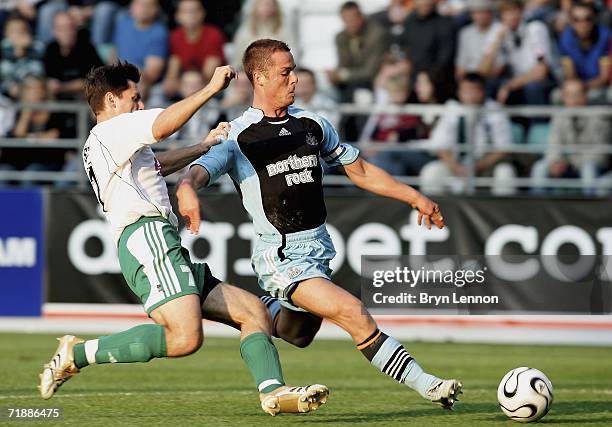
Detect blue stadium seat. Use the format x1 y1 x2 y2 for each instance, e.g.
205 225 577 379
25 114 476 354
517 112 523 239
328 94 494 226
526 123 551 145
511 123 525 144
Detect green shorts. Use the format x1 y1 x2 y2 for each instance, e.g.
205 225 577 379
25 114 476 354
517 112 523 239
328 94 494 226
118 216 221 315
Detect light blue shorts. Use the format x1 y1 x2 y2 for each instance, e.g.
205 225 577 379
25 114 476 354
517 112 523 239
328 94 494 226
251 224 336 312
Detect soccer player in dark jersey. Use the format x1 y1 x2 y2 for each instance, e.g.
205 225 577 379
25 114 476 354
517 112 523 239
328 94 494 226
178 39 462 409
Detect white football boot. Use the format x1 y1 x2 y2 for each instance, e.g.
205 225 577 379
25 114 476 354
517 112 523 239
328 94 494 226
38 335 84 399
426 379 463 410
260 384 329 416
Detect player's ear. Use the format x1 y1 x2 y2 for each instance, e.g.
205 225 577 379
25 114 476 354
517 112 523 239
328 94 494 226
254 71 265 87
105 92 116 110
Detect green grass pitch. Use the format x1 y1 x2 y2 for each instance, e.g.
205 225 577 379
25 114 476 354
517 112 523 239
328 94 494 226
1 333 611 426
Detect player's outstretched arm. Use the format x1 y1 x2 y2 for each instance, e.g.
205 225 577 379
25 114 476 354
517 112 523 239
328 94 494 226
152 66 236 141
157 122 229 177
175 164 211 235
340 157 445 229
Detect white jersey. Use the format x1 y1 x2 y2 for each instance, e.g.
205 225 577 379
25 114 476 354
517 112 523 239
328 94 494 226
82 108 178 243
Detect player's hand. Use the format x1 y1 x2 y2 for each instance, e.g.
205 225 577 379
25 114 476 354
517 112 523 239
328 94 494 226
412 194 445 230
206 65 237 94
176 179 201 235
202 122 230 152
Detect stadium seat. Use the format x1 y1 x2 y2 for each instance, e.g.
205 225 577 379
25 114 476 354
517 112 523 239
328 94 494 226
526 123 551 145
511 123 525 144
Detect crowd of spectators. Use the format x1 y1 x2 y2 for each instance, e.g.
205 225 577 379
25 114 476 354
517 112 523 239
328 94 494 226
0 0 610 194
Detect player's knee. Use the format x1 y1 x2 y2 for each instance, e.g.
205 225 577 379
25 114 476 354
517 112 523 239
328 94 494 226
336 299 373 330
234 294 273 332
168 328 203 356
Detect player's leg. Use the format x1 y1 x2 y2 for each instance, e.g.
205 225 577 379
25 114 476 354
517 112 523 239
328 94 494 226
260 295 322 348
38 294 203 399
290 277 462 409
39 218 204 399
200 282 329 416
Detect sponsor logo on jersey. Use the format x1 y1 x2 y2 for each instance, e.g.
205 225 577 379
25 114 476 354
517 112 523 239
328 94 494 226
266 154 318 177
279 127 291 136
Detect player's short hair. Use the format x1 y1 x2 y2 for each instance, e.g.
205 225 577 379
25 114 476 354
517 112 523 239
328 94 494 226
243 39 291 84
460 72 486 87
498 0 523 12
84 62 140 115
340 1 361 13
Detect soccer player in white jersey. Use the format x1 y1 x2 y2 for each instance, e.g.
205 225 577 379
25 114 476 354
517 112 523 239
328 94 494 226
38 62 329 416
178 40 462 410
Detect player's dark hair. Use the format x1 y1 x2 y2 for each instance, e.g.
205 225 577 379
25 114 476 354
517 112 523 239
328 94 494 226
243 39 291 84
340 1 361 13
461 73 486 87
84 61 141 115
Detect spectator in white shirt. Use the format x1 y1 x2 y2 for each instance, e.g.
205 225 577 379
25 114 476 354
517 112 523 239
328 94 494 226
479 0 554 105
530 80 611 194
420 73 517 195
455 0 503 81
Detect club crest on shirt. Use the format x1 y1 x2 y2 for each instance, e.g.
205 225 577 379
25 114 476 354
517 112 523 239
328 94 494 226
306 133 318 146
287 266 302 279
154 158 162 175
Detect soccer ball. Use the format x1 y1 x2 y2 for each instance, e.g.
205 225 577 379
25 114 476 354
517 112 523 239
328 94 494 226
497 367 554 423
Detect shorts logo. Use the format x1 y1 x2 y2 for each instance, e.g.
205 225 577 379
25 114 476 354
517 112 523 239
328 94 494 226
306 133 318 146
287 266 302 279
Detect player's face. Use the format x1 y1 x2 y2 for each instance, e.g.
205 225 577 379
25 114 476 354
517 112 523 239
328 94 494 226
261 51 298 110
110 80 144 115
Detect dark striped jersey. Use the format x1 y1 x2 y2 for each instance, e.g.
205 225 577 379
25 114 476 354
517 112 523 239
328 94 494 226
193 106 359 236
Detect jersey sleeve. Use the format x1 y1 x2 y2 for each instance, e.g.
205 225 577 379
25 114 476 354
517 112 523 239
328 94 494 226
318 115 360 167
191 139 236 186
93 108 163 167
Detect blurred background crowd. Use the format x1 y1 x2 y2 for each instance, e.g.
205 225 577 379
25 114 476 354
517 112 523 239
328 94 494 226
0 0 610 195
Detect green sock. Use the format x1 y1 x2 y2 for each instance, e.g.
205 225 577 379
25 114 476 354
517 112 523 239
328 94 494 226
240 332 285 393
73 324 167 368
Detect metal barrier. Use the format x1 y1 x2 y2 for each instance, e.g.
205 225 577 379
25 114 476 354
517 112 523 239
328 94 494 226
0 101 611 194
